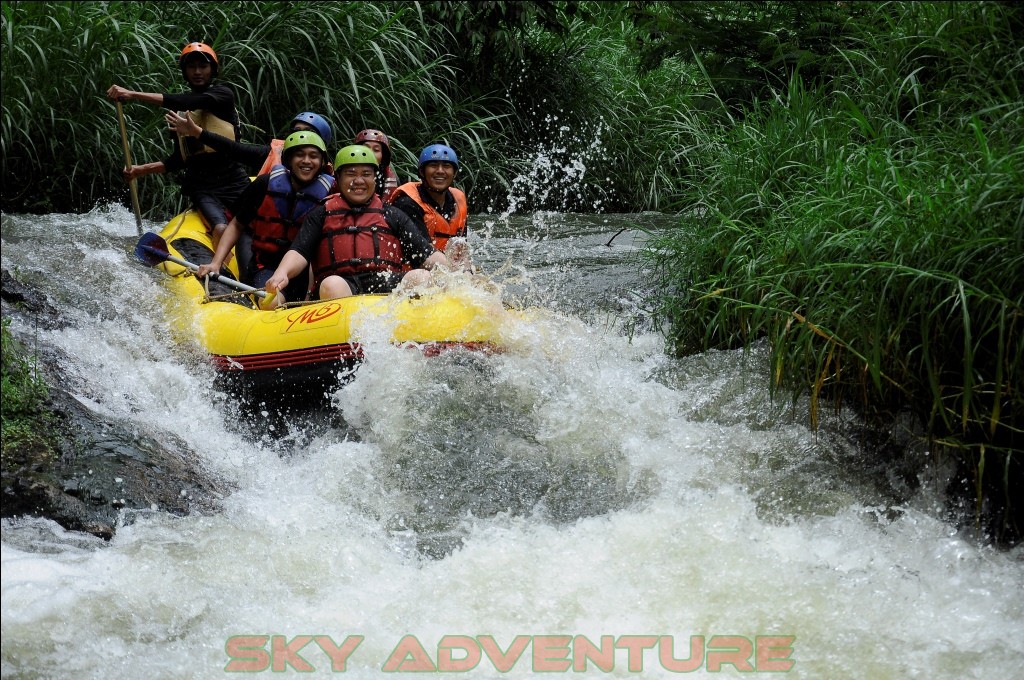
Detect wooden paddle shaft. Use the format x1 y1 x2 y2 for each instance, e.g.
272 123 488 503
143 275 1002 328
116 101 143 234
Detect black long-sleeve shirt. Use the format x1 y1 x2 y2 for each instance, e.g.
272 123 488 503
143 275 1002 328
196 131 270 173
161 83 248 190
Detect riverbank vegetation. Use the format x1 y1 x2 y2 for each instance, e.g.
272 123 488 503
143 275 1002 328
641 1 1023 542
1 1 676 215
1 1 1020 542
1 318 54 472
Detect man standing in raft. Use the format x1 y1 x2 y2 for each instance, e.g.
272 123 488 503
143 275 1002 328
106 41 249 247
264 145 450 301
390 144 468 263
195 131 334 309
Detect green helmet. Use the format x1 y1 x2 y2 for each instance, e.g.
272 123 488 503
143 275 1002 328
282 131 327 164
334 144 378 169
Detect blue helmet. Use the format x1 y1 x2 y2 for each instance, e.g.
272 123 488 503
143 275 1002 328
289 112 333 145
417 144 459 173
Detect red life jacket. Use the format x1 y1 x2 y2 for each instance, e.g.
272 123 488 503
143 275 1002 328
391 182 468 252
315 194 403 286
249 165 334 263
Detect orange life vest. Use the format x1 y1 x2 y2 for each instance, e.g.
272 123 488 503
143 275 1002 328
256 138 286 176
315 194 403 286
391 182 467 252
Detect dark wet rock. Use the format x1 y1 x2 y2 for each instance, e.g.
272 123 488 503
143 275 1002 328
1 383 231 541
372 350 659 559
2 267 230 539
1 267 65 329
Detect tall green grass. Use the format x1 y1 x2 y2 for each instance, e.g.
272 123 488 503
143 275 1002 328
1 317 53 467
645 1 1023 541
1 0 696 216
0 1 521 216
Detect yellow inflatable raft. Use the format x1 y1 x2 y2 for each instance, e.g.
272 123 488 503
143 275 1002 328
135 210 506 393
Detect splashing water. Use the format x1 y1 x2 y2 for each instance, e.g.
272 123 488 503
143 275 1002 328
480 105 612 217
1 206 1022 678
501 116 610 216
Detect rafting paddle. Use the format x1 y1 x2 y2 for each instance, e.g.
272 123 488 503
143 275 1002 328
134 232 273 302
116 101 144 235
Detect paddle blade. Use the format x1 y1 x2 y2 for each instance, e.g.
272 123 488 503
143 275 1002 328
134 232 170 267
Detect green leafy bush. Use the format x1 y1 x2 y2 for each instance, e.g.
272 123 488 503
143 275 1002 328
1 318 53 466
644 1 1023 541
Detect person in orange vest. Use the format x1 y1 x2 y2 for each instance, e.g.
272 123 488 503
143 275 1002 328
390 144 469 265
264 145 450 301
353 129 400 202
195 131 334 308
167 110 334 176
106 41 249 247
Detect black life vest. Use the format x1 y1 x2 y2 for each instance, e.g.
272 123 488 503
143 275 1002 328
249 165 333 261
315 194 403 286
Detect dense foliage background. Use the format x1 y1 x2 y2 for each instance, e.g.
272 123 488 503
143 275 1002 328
1 0 682 216
636 1 1023 542
2 0 1021 542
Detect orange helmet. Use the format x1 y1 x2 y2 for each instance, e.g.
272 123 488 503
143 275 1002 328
179 42 218 76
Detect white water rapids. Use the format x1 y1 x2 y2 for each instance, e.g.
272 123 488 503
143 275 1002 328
2 206 1022 678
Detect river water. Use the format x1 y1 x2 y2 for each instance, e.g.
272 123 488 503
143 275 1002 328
2 205 1022 678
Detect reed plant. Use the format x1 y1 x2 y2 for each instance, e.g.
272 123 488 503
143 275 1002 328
0 1 519 216
1 318 53 466
644 1 1023 541
2 1 174 212
0 0 709 216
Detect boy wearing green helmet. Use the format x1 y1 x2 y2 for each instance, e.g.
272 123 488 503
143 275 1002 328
106 41 249 246
264 145 450 301
196 131 334 308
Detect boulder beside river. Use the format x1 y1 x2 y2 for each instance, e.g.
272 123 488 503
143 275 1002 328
1 268 228 539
